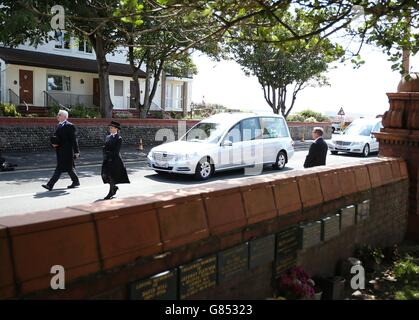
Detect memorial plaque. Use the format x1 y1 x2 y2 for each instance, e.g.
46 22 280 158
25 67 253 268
276 226 299 258
130 269 178 300
218 243 249 282
356 200 370 222
340 205 356 229
249 234 275 269
275 253 297 276
275 227 299 276
179 255 217 300
321 214 341 241
299 221 322 250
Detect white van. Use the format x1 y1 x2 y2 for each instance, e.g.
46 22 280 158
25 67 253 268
328 117 383 157
147 113 295 180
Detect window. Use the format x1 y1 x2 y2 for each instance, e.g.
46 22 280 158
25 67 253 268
174 84 183 109
261 117 289 138
183 122 222 143
165 83 183 110
78 38 93 53
241 118 262 141
165 83 173 109
225 123 242 143
343 121 373 136
114 80 124 97
54 31 71 49
47 75 71 91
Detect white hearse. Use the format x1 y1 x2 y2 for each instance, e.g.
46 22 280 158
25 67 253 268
147 112 295 180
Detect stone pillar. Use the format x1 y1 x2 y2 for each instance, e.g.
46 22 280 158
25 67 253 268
375 73 419 240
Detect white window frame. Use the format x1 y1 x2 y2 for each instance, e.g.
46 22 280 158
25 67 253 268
47 74 71 92
166 82 183 110
54 31 71 50
78 38 93 54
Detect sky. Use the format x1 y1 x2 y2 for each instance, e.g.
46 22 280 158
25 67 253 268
191 45 419 118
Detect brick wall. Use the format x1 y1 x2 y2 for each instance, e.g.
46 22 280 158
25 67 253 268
0 118 331 152
0 158 407 300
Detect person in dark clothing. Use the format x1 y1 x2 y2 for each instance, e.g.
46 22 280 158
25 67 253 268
101 121 130 200
0 151 17 171
42 110 80 191
303 127 328 168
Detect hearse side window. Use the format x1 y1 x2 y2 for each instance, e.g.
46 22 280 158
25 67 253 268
241 118 262 141
225 122 242 143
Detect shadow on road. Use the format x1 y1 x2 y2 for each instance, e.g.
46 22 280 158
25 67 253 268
33 189 70 198
144 165 295 185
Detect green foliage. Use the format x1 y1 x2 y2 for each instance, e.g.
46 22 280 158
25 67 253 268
393 257 419 284
298 110 329 122
69 105 101 119
114 112 133 119
304 117 317 123
164 56 198 79
0 103 21 117
47 104 61 118
48 104 100 118
355 245 385 270
228 11 344 116
395 286 419 300
287 110 328 122
286 114 305 122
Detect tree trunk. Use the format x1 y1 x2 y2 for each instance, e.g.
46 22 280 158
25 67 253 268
132 71 141 111
139 59 165 119
93 36 113 118
128 45 143 115
139 66 152 119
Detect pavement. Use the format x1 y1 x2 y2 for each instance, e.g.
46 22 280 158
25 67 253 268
1 141 314 170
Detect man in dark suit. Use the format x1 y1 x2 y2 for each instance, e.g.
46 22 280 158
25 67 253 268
303 127 328 168
42 110 80 190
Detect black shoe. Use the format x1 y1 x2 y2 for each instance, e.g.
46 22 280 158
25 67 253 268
103 194 114 200
42 184 52 191
67 182 80 189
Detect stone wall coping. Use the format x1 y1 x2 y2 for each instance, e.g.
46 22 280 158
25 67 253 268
0 157 406 299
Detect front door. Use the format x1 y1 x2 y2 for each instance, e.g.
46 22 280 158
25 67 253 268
93 78 100 107
129 81 137 108
19 70 33 104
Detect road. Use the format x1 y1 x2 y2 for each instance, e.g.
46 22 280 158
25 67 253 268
0 150 378 217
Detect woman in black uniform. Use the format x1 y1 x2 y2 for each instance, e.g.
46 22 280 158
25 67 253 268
101 121 130 199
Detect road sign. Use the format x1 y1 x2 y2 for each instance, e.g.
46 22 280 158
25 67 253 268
338 107 345 116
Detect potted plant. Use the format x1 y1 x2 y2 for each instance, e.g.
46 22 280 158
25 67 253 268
275 267 316 300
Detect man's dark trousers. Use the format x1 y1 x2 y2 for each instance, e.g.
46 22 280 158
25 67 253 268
47 168 79 188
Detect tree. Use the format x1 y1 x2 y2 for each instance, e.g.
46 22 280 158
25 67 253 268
1 0 417 119
229 13 344 117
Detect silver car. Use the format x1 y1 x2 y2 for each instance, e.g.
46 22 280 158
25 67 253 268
328 118 383 157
